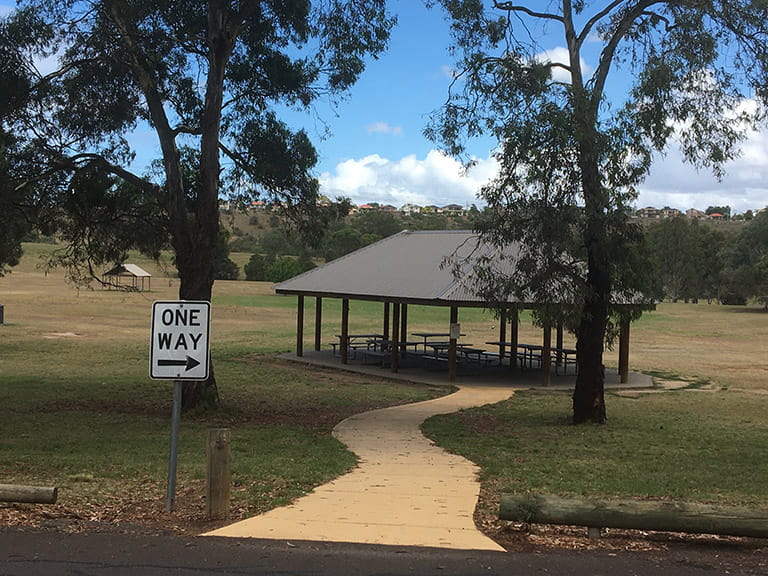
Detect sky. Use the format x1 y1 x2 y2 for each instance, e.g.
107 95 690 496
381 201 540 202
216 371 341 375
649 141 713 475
306 1 768 214
3 1 768 214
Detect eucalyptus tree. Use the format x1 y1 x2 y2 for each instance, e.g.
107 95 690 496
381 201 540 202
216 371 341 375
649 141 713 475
1 1 394 408
427 1 768 423
0 25 35 275
725 208 768 308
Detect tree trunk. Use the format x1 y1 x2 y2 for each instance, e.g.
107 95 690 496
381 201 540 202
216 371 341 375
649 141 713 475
176 4 236 411
500 493 768 539
572 185 610 425
566 9 610 425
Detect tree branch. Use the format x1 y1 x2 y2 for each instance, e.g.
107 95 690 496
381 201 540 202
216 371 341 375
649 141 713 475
493 2 564 23
14 153 160 199
591 0 672 108
576 1 625 48
172 124 202 137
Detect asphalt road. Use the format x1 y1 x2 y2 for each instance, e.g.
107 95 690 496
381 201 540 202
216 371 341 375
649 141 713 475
2 530 767 576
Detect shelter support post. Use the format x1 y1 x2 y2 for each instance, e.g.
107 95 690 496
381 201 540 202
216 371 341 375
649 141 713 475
296 296 304 357
542 322 552 386
498 310 507 359
448 307 458 382
510 308 519 370
390 303 400 373
341 299 350 365
619 319 630 384
400 304 408 357
383 302 390 340
556 321 564 368
314 297 322 351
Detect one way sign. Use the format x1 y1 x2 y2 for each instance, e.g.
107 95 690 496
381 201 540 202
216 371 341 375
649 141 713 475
150 300 211 381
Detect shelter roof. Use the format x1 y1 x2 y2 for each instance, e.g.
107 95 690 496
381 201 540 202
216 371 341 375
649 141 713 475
276 230 654 310
104 263 152 277
275 230 520 307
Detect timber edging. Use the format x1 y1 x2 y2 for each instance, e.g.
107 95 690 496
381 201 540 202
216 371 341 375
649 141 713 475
499 493 768 539
0 484 58 504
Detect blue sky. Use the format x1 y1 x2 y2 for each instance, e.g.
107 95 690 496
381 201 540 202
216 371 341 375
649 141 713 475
310 1 768 213
3 1 767 213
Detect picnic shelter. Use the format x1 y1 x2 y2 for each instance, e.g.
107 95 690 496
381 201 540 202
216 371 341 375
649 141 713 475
274 230 651 385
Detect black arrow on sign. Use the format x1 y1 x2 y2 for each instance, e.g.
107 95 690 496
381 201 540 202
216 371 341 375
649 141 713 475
158 356 201 371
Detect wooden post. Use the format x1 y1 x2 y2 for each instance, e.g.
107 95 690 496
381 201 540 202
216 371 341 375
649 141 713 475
390 302 400 373
296 295 304 357
400 303 408 357
498 309 507 359
448 307 458 382
619 318 631 384
314 297 322 351
341 299 349 365
383 301 390 340
500 493 768 539
541 322 551 386
0 484 57 504
556 321 564 368
206 428 231 520
509 307 520 370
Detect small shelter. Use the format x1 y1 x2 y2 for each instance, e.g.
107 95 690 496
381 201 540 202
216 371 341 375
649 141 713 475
275 230 651 384
102 263 152 292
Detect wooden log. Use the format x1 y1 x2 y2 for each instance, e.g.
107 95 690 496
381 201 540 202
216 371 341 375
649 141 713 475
206 428 231 520
0 484 58 504
500 493 768 539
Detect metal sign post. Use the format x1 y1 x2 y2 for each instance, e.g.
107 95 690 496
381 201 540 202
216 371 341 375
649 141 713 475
166 380 183 512
150 300 211 513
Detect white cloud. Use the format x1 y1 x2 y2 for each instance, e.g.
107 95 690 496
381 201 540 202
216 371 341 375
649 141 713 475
366 122 403 136
638 125 768 213
319 151 497 207
535 46 592 84
319 126 768 214
439 65 457 79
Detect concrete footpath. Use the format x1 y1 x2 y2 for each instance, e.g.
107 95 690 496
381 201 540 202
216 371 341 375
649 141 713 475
205 385 515 551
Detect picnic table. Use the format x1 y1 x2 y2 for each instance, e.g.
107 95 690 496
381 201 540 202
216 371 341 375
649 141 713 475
486 341 578 373
424 341 473 359
411 332 466 351
331 334 384 357
457 346 501 366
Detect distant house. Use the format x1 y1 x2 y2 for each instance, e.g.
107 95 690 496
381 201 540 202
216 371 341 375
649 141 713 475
709 212 726 220
380 204 398 213
102 264 152 292
686 208 708 219
442 204 465 216
660 207 681 218
358 204 377 211
636 206 661 219
400 203 422 215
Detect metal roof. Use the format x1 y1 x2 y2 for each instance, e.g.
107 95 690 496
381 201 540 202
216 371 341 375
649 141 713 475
274 230 518 307
104 263 152 277
275 229 654 310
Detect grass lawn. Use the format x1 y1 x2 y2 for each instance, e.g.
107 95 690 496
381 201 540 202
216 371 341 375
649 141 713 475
2 242 768 545
0 244 448 532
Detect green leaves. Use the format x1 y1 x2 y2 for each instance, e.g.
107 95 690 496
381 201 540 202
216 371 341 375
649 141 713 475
0 1 395 294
